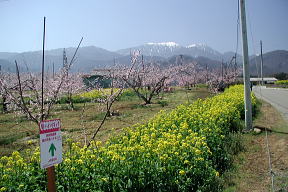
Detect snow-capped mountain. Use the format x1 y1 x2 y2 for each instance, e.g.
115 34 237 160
116 42 222 60
146 42 180 47
0 42 246 72
117 42 181 58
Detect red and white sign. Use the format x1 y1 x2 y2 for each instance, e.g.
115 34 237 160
39 119 62 169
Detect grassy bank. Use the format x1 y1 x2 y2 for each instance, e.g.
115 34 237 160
223 100 288 192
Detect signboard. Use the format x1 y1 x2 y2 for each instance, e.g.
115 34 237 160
39 119 62 169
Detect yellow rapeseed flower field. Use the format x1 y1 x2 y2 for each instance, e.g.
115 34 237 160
0 85 256 191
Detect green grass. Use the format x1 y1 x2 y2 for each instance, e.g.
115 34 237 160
223 99 288 191
0 133 27 145
0 87 210 156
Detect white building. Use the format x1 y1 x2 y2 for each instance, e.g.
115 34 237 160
250 77 278 84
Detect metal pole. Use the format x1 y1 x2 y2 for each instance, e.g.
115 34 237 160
41 17 45 121
221 59 224 81
41 16 56 192
52 62 55 79
260 40 264 86
239 0 253 131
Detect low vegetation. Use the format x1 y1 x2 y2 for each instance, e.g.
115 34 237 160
275 80 288 86
223 100 288 192
0 85 257 191
0 87 209 156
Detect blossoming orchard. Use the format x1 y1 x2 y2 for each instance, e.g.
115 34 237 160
0 50 254 191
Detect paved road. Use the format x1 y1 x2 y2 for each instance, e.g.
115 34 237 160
253 86 288 122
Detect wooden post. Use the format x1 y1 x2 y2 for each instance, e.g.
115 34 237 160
47 166 56 192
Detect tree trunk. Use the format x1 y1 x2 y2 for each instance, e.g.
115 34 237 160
68 92 74 110
2 95 8 113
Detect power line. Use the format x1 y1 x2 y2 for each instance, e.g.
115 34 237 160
234 0 240 71
245 0 260 79
235 0 240 56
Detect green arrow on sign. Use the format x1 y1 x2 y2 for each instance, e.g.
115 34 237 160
49 143 56 157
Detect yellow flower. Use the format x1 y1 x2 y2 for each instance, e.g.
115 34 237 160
64 158 71 164
12 151 21 160
184 160 190 165
101 177 108 182
1 156 8 162
179 170 186 175
5 168 12 172
2 174 8 180
196 157 204 161
97 157 103 163
195 149 201 155
76 159 83 165
16 159 25 166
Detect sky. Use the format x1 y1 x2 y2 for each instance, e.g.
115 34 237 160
0 0 287 54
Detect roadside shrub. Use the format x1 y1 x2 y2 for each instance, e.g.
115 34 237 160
275 80 288 85
118 89 137 101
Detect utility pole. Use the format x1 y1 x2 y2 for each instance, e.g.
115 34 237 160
205 63 208 83
260 40 264 86
239 0 253 131
63 48 67 67
52 62 55 79
221 59 224 81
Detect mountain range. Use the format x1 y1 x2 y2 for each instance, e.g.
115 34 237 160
0 42 287 76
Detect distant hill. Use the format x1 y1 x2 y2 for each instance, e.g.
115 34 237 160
164 55 221 69
0 46 121 72
250 50 288 76
0 43 287 74
0 52 18 60
0 59 14 72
